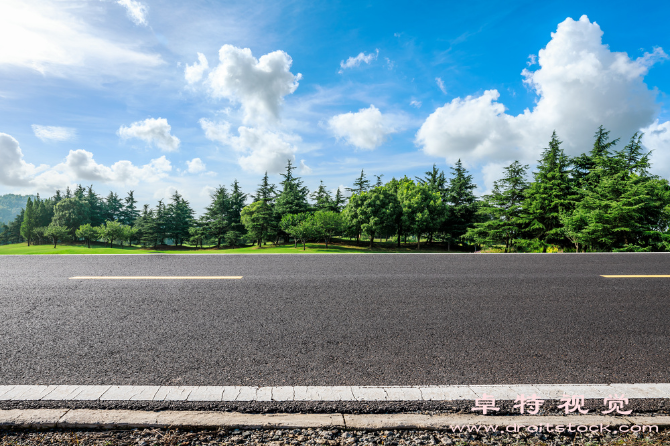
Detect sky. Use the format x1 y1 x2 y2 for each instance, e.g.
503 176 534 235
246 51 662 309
1 0 669 214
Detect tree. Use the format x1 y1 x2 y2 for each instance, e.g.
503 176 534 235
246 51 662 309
397 181 446 249
122 225 139 247
20 197 36 245
467 161 529 252
103 192 123 222
332 188 346 212
310 181 333 211
85 186 105 227
75 223 100 248
224 230 243 248
45 224 70 248
100 221 125 248
52 197 91 237
121 191 140 226
416 164 446 196
205 186 231 248
241 200 274 246
344 187 402 248
188 217 209 248
136 205 158 248
443 160 478 249
166 191 194 246
229 180 247 233
312 210 344 248
346 170 370 195
280 213 315 250
275 160 310 216
522 132 575 250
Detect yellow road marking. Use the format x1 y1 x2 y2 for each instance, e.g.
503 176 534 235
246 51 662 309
69 276 243 280
601 275 670 278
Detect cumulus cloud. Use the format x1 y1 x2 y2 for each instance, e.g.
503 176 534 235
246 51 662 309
642 120 670 177
327 105 397 150
435 77 447 94
200 118 298 174
0 0 163 79
0 132 171 190
206 45 301 124
32 125 76 142
0 133 41 187
299 160 312 174
118 118 180 152
185 52 208 84
416 15 668 166
116 0 148 26
186 157 206 173
339 49 379 73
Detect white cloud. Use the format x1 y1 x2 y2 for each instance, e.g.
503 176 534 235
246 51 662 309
206 45 302 124
185 52 209 84
118 117 181 152
339 49 379 73
527 54 537 66
416 15 668 166
327 105 397 150
186 157 206 173
0 132 171 191
32 125 76 142
435 77 447 94
116 0 148 26
299 160 312 175
410 100 422 108
642 119 670 178
0 0 163 79
0 133 41 187
200 118 298 174
385 57 395 70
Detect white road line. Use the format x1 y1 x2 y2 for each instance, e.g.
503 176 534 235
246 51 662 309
69 276 243 280
1 384 669 401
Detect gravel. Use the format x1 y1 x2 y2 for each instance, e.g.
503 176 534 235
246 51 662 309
1 427 669 446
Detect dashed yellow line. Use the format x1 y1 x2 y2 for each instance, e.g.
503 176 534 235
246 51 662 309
69 276 243 280
601 275 670 278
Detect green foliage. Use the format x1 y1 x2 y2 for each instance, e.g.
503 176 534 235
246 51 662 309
241 200 275 246
345 187 402 247
397 181 445 249
312 210 345 248
100 220 125 248
280 212 316 250
224 230 243 248
20 198 36 245
44 224 70 248
443 160 478 245
52 197 91 236
75 223 100 248
467 161 528 252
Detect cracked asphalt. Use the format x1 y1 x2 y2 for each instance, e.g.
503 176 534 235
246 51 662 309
1 253 669 387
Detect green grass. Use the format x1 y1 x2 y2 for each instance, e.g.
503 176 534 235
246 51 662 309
0 239 468 255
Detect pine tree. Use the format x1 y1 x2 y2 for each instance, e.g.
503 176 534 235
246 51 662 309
310 181 333 211
206 185 231 248
522 132 575 249
166 191 194 246
103 192 123 221
20 198 36 245
346 170 370 195
467 161 528 252
443 160 478 248
86 186 105 227
121 191 140 226
229 180 248 234
332 188 346 213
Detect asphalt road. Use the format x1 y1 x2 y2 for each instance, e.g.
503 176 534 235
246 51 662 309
1 253 669 386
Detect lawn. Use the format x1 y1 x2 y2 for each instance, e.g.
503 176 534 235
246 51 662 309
0 240 466 255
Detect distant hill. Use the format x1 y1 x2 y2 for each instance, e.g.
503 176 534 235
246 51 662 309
0 194 36 225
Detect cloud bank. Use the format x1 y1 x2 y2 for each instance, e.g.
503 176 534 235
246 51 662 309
118 117 181 152
416 15 667 168
328 105 397 150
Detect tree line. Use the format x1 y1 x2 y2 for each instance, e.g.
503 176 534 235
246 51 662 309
1 126 669 252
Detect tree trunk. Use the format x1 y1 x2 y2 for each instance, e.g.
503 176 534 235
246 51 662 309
53 237 57 248
447 240 450 251
87 239 90 248
294 238 297 248
302 241 306 250
325 237 329 249
416 234 420 250
369 235 374 248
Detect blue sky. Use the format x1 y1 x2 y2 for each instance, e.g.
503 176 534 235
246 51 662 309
1 0 669 213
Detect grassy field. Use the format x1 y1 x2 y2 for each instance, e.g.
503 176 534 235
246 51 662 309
0 240 467 255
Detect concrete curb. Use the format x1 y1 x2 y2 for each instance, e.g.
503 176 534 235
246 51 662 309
1 410 670 430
